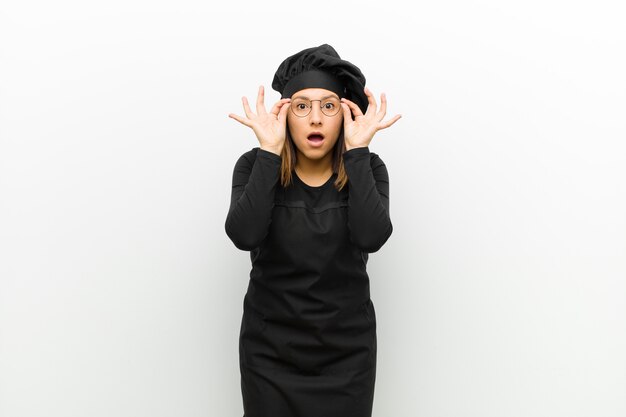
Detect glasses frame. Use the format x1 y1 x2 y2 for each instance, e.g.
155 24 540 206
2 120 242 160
289 97 342 118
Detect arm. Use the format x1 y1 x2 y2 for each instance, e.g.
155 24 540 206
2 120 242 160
224 148 282 251
343 146 393 253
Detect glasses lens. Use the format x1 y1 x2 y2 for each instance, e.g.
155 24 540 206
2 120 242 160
291 98 310 117
321 97 340 116
291 98 341 117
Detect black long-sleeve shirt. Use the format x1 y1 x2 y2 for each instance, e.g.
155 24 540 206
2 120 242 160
225 146 392 253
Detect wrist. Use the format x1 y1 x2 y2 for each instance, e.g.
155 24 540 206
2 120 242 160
260 145 282 157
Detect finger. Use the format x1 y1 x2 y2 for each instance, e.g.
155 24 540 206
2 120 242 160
242 96 255 119
228 112 252 128
271 98 291 117
340 98 363 117
278 99 291 125
377 92 387 122
378 114 402 130
364 86 377 116
256 85 267 115
341 102 352 121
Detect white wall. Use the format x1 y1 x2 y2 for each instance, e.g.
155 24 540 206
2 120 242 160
1 1 624 416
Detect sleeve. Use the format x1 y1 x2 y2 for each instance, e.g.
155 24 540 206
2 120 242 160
224 148 282 251
342 146 393 253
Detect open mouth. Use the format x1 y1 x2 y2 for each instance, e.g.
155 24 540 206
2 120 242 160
307 133 325 143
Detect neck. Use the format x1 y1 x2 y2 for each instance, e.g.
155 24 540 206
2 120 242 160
295 149 334 177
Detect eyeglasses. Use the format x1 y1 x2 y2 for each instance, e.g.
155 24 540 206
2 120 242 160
290 97 341 117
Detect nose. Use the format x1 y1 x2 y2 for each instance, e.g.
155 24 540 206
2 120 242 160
309 104 323 124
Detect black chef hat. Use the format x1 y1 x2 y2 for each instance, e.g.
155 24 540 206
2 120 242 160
271 43 369 115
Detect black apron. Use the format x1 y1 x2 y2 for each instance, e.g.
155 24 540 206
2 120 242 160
239 170 377 417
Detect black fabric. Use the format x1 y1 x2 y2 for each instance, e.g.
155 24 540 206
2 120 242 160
271 43 370 115
281 68 346 102
225 146 393 417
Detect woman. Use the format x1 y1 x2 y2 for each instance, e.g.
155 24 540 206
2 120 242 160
225 44 401 417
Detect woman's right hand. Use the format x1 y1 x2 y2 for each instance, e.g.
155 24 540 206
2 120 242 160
228 85 291 156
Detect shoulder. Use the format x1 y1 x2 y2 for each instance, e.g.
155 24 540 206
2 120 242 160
369 150 384 164
367 151 390 183
245 147 261 161
369 150 388 171
233 147 261 168
243 146 282 162
344 146 386 166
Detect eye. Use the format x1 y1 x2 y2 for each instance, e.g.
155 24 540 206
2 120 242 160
297 103 307 110
323 99 339 110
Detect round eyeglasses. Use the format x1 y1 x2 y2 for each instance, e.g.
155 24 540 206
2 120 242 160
290 97 341 117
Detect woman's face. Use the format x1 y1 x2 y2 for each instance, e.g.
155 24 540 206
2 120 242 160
287 88 344 161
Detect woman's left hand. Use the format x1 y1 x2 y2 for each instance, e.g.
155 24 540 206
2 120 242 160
341 86 402 151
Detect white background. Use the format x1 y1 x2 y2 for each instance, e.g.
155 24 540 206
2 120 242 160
1 1 625 416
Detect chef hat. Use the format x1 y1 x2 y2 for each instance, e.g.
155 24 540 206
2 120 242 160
271 43 369 115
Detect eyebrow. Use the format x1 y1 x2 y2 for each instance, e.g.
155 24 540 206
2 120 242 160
292 94 339 100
